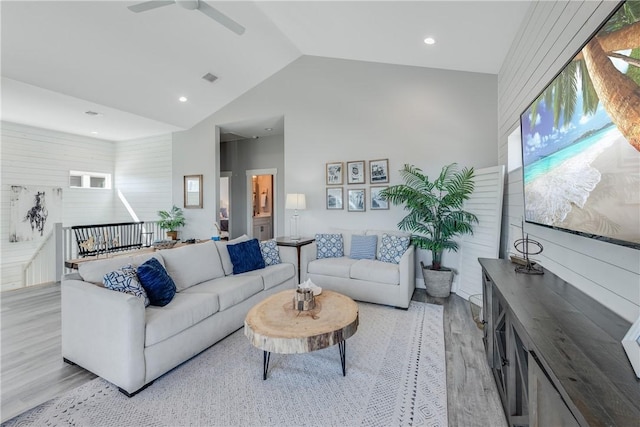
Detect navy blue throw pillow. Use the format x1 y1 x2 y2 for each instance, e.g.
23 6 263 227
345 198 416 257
136 257 176 306
227 238 265 274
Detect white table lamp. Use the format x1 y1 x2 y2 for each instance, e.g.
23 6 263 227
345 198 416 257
285 193 306 240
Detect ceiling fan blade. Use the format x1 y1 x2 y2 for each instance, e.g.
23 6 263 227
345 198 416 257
128 1 175 13
197 2 245 35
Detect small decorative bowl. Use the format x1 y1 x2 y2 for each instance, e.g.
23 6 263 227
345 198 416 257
152 240 178 250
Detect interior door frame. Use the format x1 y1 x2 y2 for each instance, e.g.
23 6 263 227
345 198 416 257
220 171 232 238
246 168 278 239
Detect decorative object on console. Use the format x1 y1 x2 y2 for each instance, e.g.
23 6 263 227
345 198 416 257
157 205 186 240
152 240 178 250
326 162 343 185
285 193 306 240
622 315 640 378
326 187 343 209
369 159 389 183
382 163 477 297
347 189 365 212
347 160 366 184
513 226 544 275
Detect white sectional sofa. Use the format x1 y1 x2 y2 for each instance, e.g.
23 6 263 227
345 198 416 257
300 229 415 309
61 238 296 396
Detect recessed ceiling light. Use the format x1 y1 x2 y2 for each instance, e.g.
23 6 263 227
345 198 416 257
91 131 99 135
424 37 436 45
179 96 188 102
265 128 273 131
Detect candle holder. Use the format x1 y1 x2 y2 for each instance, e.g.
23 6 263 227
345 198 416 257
293 288 315 311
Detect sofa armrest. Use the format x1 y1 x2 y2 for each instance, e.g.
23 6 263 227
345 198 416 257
398 245 416 306
62 279 146 393
299 242 318 282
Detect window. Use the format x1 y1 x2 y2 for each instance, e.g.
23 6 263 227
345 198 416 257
69 170 111 189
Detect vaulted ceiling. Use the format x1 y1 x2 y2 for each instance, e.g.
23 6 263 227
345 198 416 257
1 1 531 141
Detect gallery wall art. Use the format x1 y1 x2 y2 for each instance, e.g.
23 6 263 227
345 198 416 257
10 185 63 242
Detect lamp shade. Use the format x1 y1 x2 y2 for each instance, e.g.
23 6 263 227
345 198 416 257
285 193 306 210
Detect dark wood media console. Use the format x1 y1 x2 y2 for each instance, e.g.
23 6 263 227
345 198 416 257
479 258 639 427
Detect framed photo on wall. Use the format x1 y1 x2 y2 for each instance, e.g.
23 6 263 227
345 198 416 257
347 189 366 212
347 160 366 184
370 186 389 210
326 187 343 209
370 159 389 184
326 162 343 185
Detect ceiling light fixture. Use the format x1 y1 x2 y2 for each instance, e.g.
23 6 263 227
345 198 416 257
91 131 99 135
202 73 218 83
265 128 273 131
424 37 436 45
179 96 188 102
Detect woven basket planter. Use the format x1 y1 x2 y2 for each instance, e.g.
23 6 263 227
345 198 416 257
420 261 453 298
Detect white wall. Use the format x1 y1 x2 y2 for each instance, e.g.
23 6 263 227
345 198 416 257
175 55 499 281
114 133 173 225
1 122 116 290
498 2 640 322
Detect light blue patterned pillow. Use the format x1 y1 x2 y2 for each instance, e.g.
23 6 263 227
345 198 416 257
103 264 150 307
260 239 281 266
350 235 377 260
315 233 344 259
378 234 410 264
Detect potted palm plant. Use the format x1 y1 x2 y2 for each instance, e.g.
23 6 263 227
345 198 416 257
157 205 186 240
381 163 478 297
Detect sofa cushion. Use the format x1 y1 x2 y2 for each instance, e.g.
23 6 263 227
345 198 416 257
159 241 224 291
145 293 220 346
330 228 365 256
131 253 165 269
378 233 411 264
137 257 176 306
228 239 265 274
307 257 358 279
260 239 281 266
239 263 295 290
182 275 263 311
315 234 344 259
78 256 134 285
350 235 378 260
103 264 150 307
350 259 400 285
215 235 250 275
366 229 411 259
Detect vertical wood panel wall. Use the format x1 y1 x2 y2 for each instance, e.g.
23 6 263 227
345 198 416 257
114 134 173 227
497 1 639 322
1 122 116 290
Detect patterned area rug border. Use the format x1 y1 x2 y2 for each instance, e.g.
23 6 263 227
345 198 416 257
4 301 447 427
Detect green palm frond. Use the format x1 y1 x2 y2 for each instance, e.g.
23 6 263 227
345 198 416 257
380 163 478 270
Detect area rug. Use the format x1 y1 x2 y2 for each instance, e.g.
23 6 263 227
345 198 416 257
4 301 446 427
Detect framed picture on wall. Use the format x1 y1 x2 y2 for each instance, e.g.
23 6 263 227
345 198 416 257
370 186 389 210
370 159 389 183
326 187 343 209
347 160 366 184
347 189 366 212
326 162 344 185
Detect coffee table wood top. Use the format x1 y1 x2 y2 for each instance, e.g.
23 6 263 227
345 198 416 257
244 289 359 354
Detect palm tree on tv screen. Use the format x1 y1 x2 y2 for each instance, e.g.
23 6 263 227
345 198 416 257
529 2 640 151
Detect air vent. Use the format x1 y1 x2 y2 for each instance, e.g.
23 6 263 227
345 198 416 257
85 111 100 116
202 73 218 83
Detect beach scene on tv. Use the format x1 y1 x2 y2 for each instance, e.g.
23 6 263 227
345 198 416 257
521 1 640 247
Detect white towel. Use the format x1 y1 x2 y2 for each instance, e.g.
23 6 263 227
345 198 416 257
261 193 267 208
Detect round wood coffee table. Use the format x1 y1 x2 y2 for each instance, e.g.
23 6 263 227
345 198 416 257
244 289 359 379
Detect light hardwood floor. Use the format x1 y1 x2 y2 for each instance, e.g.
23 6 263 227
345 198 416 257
1 284 506 426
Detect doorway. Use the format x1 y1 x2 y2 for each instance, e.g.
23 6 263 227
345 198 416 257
246 168 278 240
218 172 231 240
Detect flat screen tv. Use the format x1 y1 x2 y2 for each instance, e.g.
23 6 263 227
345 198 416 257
520 0 640 250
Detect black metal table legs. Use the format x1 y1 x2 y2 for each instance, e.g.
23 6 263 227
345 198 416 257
262 341 347 380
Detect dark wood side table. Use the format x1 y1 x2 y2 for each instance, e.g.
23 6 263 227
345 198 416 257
275 236 315 283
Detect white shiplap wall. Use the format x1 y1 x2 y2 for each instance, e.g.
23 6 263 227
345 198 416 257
114 134 173 225
498 1 640 322
1 122 116 291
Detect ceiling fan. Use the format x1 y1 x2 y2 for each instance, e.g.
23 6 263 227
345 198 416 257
127 0 245 35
